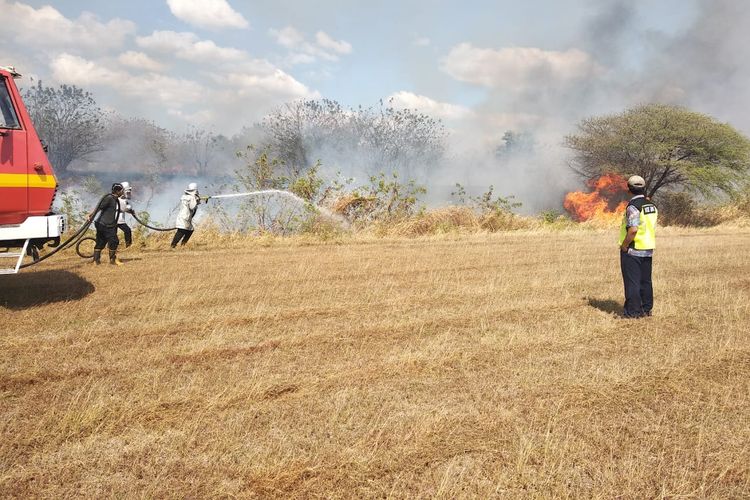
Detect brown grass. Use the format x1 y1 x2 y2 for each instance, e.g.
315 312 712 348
1 227 749 497
379 207 535 236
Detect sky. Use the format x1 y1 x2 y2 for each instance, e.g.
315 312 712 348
2 0 749 208
0 0 712 133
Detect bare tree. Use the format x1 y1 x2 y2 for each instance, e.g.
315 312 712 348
23 81 104 175
259 99 447 181
98 116 178 173
180 126 219 176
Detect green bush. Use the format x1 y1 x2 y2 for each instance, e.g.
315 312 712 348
655 191 724 227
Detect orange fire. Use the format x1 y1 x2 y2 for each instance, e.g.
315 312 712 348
564 173 629 222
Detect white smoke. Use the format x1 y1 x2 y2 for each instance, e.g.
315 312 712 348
47 0 750 217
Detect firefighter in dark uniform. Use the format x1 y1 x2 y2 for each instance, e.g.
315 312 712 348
619 175 658 318
88 183 127 265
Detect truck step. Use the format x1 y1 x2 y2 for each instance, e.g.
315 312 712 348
0 240 28 275
0 252 24 258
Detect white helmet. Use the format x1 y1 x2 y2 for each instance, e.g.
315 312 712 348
120 181 132 198
121 181 132 192
186 182 198 192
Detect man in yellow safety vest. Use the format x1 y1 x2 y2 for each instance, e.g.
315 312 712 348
619 175 658 318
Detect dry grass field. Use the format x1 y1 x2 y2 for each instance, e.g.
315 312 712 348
1 227 749 498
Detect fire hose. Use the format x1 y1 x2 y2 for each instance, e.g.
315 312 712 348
19 220 92 268
24 192 265 264
130 212 176 232
22 191 301 265
18 194 112 269
75 198 212 257
75 211 179 258
18 192 175 265
127 196 211 232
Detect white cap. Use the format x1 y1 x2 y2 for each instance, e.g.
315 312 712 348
186 182 198 192
121 181 131 191
627 175 646 188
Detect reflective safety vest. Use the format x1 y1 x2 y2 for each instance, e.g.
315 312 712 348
619 197 657 250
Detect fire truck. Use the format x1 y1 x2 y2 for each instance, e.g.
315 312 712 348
0 66 66 274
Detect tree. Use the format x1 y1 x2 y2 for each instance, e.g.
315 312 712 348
23 81 104 175
565 104 750 198
180 126 219 176
495 130 534 159
98 116 178 173
259 98 447 181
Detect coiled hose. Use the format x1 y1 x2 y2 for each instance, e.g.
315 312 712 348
17 194 111 269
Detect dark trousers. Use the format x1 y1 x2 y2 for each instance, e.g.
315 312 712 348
118 223 132 247
171 228 194 247
94 222 119 251
620 251 653 317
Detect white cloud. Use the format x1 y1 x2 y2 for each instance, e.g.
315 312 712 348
287 53 317 65
136 72 205 106
48 52 317 133
441 43 601 90
387 91 472 120
200 71 319 132
315 32 352 55
136 31 245 63
118 51 165 72
414 37 431 47
272 26 305 49
0 0 135 52
50 53 203 107
270 26 353 65
166 0 248 29
0 46 37 77
50 53 122 87
2 1 322 134
221 70 318 99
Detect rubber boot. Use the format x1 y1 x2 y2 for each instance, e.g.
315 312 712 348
93 249 102 265
109 250 123 266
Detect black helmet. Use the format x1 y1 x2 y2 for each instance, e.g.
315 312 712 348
111 182 124 193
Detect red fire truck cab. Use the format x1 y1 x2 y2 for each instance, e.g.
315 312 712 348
0 66 66 274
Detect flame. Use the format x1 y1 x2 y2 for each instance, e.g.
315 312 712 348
564 173 629 222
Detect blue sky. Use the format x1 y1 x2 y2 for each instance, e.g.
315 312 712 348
4 0 748 147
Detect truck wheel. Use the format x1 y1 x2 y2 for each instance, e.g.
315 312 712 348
76 237 97 259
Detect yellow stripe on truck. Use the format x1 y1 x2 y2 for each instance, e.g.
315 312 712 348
0 172 57 189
